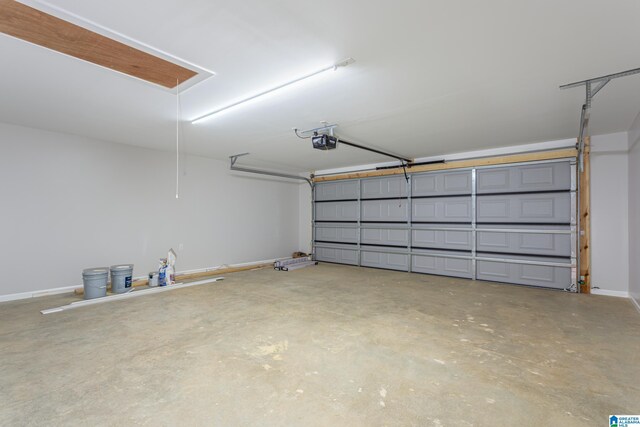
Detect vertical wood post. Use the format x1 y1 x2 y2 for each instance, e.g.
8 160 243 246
579 137 591 293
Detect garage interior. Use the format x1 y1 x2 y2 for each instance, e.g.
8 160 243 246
1 1 639 426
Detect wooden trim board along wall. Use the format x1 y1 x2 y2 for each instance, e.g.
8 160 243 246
312 148 578 182
73 263 272 296
0 0 197 88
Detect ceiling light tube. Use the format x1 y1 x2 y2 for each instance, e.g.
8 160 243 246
191 58 354 124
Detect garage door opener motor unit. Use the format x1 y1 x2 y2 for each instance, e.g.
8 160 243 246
312 133 338 150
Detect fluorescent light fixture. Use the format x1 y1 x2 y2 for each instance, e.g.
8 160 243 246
191 58 354 124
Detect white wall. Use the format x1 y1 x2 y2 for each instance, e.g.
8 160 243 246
590 133 629 295
0 122 301 298
628 114 640 307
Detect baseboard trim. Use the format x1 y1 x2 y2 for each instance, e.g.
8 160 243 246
0 257 285 303
590 289 640 314
0 285 79 303
590 289 630 298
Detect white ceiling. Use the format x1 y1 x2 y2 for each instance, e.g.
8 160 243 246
2 0 640 172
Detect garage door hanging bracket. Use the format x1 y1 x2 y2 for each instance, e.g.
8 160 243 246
560 66 640 172
229 153 314 188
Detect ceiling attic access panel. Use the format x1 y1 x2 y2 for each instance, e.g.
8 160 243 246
0 0 198 88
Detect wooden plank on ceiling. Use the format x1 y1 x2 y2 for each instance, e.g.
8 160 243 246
0 0 197 88
313 148 578 182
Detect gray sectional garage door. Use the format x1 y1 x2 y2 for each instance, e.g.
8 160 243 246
313 159 578 291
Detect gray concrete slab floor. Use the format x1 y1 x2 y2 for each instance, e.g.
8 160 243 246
1 263 639 426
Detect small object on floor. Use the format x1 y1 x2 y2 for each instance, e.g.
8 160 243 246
110 264 134 294
274 256 317 271
166 249 177 285
282 261 318 271
292 251 308 258
158 258 168 286
82 267 109 299
148 272 158 287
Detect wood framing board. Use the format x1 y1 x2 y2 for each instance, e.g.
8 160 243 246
42 277 224 314
73 263 272 295
0 0 197 88
579 138 591 293
313 148 578 182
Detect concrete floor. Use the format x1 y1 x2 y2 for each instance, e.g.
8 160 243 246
1 264 639 426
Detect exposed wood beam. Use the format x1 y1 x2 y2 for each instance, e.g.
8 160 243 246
313 148 578 182
0 0 197 88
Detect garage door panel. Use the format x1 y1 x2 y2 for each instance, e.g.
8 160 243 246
361 176 407 199
315 181 359 201
477 169 510 193
413 200 436 220
412 197 472 222
476 260 510 279
477 162 571 194
476 232 509 250
444 173 472 193
315 247 358 265
361 228 408 246
412 255 473 278
412 229 472 251
444 257 473 275
362 200 408 222
476 260 570 289
315 201 358 221
412 171 472 197
315 226 358 244
476 193 571 223
476 231 571 256
361 251 408 271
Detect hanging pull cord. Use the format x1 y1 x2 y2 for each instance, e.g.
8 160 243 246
396 161 409 207
401 161 409 183
175 78 180 199
398 161 409 207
